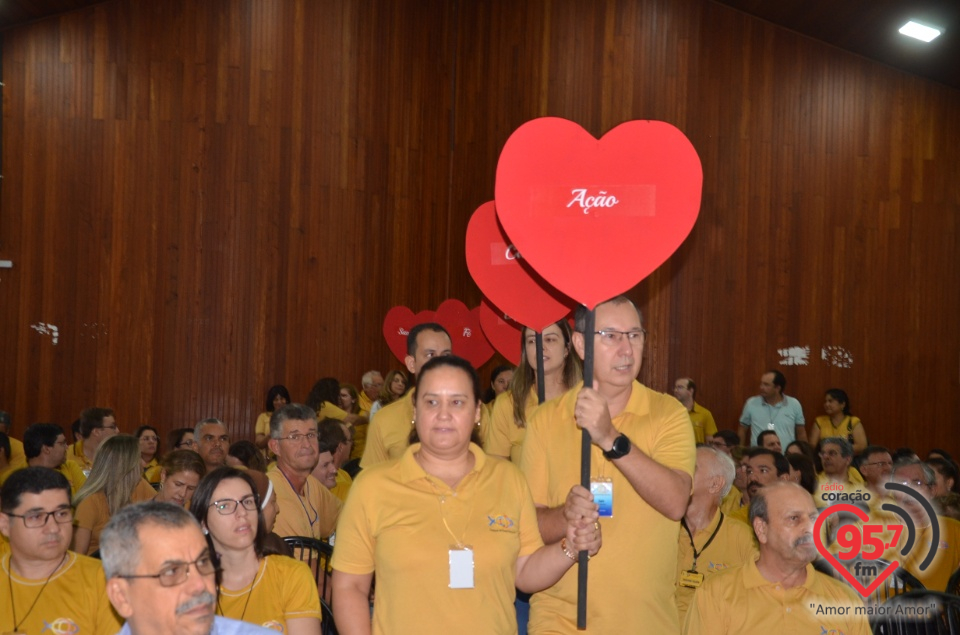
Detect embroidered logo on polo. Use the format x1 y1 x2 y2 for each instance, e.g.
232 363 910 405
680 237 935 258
41 618 80 634
261 620 284 631
488 514 516 531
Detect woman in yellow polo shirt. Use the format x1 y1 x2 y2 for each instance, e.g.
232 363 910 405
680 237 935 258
135 425 161 481
153 449 205 508
484 320 582 463
809 388 868 454
190 466 321 634
331 355 601 634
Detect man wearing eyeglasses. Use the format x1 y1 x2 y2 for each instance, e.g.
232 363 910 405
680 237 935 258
814 437 868 509
673 377 717 446
67 407 120 473
520 295 696 634
0 467 121 634
24 422 89 495
879 458 960 591
857 445 893 508
267 403 341 539
101 500 272 635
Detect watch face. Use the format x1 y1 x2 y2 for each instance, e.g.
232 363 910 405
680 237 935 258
613 435 629 455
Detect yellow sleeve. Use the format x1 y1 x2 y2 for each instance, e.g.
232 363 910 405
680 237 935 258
93 563 124 635
516 469 545 557
61 461 88 496
255 412 272 436
315 479 342 538
278 556 322 620
75 495 105 531
682 582 723 635
318 402 349 421
647 395 698 480
703 411 718 437
330 473 376 575
519 402 552 506
359 417 389 468
484 393 516 458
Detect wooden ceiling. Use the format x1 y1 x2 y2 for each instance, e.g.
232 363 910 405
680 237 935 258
0 0 957 90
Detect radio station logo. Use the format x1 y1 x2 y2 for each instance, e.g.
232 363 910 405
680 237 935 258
813 482 939 597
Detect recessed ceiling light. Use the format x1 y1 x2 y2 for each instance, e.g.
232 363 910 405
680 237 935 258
899 21 942 42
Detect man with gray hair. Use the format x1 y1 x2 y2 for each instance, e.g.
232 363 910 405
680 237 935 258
814 436 868 509
101 500 271 635
358 370 383 417
194 418 230 473
267 403 341 539
674 446 756 625
684 482 869 634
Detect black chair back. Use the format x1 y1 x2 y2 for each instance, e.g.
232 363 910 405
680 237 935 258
283 536 337 635
872 591 960 634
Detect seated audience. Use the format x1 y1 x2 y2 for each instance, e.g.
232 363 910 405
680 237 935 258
927 456 959 496
168 427 197 451
756 430 781 453
709 430 740 456
135 425 161 481
73 434 156 555
673 376 718 445
367 369 407 421
729 448 792 524
332 355 601 633
190 467 321 634
809 388 867 454
814 437 867 509
786 453 816 494
482 363 515 405
195 418 230 472
100 500 273 635
357 370 383 418
675 446 756 625
67 407 119 473
857 445 893 508
935 492 960 522
254 384 291 452
23 422 88 494
785 440 821 471
684 482 870 634
228 439 268 472
315 418 352 502
0 411 26 470
266 404 341 539
305 377 355 423
0 467 122 635
153 449 205 508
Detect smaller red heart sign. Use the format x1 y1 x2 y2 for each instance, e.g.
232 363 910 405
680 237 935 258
382 306 438 364
479 298 523 365
435 299 494 369
465 201 574 332
813 503 900 597
495 117 703 309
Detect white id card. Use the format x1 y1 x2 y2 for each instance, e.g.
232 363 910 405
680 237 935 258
591 477 613 517
449 546 474 589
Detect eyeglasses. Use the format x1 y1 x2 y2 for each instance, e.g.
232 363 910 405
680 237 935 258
594 329 646 346
862 461 893 468
176 440 196 449
6 508 73 528
819 450 843 458
209 496 259 515
897 479 928 489
115 553 218 587
276 432 318 444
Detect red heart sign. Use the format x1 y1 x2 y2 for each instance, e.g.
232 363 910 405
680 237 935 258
435 299 494 369
382 306 438 364
813 504 900 597
495 117 703 309
479 298 523 365
465 201 574 332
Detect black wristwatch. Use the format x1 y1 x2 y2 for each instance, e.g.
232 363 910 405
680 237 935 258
602 434 631 460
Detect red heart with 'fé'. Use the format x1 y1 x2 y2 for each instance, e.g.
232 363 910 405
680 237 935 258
435 299 494 369
495 117 703 309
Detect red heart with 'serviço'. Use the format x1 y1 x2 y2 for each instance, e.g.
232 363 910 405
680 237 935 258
479 298 523 366
435 299 494 369
495 117 703 309
465 201 574 332
382 307 437 364
812 503 900 597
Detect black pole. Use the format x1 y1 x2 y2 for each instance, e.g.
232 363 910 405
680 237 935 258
577 307 594 630
535 332 546 404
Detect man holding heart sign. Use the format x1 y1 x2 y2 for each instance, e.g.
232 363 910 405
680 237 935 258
520 296 696 634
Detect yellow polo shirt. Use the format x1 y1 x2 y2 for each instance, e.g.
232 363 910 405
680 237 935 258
217 554 321 630
358 391 374 418
60 460 88 495
360 393 415 468
7 436 26 470
675 510 757 625
688 402 718 444
74 479 157 555
521 380 696 634
881 514 960 592
267 466 341 539
683 560 870 635
484 388 539 464
720 485 744 516
331 468 353 504
317 401 349 421
332 443 543 634
814 472 871 509
66 440 94 472
0 551 122 635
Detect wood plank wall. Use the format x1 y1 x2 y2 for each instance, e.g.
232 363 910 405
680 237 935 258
1 0 957 458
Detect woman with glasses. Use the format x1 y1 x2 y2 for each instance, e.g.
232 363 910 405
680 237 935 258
153 449 206 508
809 388 867 454
73 434 157 556
485 320 582 463
332 355 601 634
190 466 321 634
135 425 161 483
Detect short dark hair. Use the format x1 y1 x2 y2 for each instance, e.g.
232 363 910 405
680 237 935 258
757 431 780 448
23 423 65 459
1 467 71 512
269 403 317 439
168 427 195 450
685 378 697 397
860 445 890 463
227 440 267 471
786 454 817 493
746 447 790 476
824 388 851 415
406 323 451 357
189 467 266 558
79 407 114 439
574 295 642 333
766 370 786 393
749 484 772 524
318 418 346 456
927 458 960 493
821 437 853 459
264 385 291 413
409 356 482 446
0 431 9 461
714 430 739 448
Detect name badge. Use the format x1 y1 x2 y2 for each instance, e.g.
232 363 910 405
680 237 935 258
449 546 474 589
591 477 613 517
679 570 705 588
767 422 775 430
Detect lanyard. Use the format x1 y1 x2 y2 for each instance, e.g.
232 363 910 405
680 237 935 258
278 468 318 530
681 512 724 570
